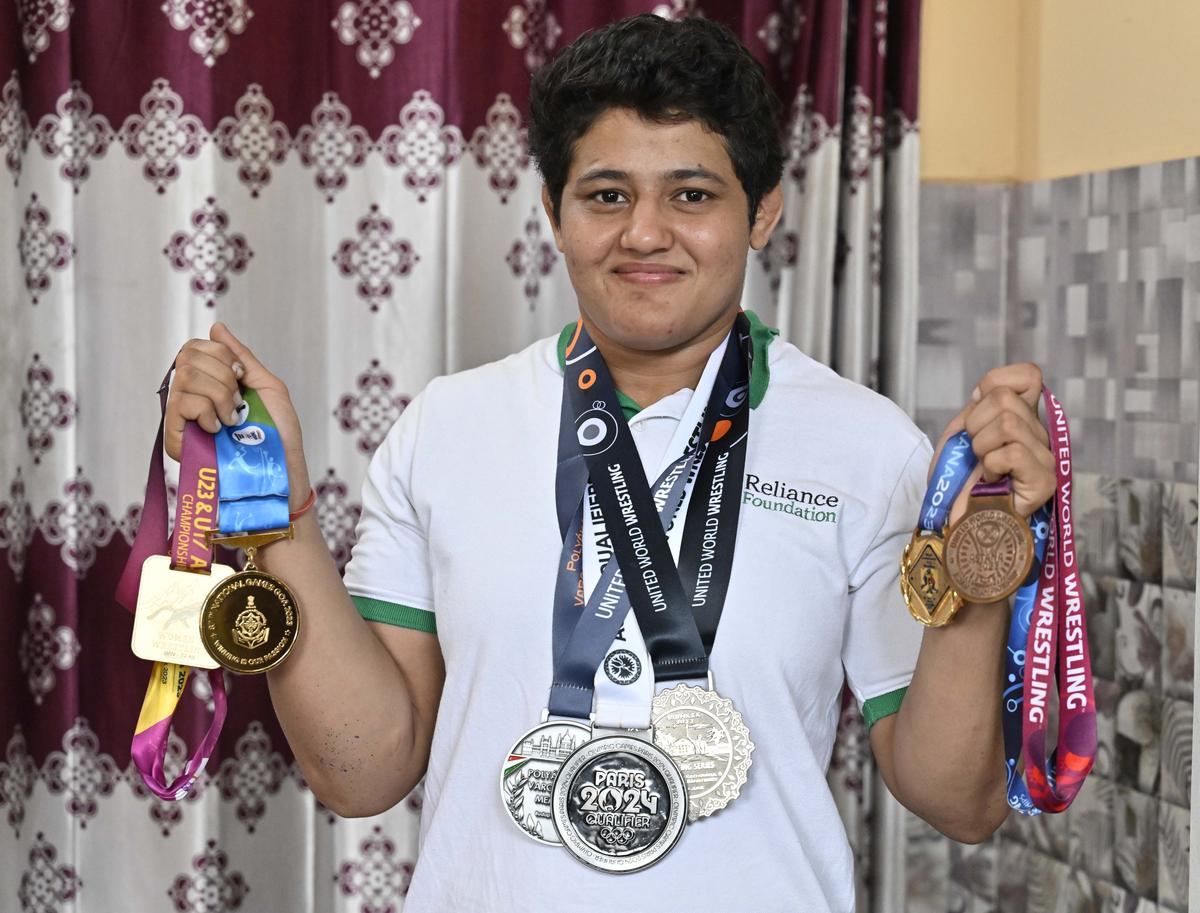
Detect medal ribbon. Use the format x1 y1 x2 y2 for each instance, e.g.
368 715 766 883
918 430 978 533
1018 387 1096 812
213 390 290 534
548 316 750 722
551 332 725 726
1001 505 1051 814
117 377 292 800
913 389 1094 813
116 370 227 801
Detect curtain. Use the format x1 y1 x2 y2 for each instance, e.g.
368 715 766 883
0 1 920 910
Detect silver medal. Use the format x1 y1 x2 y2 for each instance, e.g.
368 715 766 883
551 733 687 874
500 719 590 844
651 683 754 821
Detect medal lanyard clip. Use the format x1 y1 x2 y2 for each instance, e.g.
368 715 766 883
205 524 295 553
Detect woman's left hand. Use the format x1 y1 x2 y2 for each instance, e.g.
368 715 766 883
930 363 1057 522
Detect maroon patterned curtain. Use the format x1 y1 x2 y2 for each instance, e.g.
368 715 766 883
0 2 920 910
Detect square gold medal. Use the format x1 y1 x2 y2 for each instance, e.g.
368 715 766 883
132 555 235 668
907 542 948 613
900 532 963 627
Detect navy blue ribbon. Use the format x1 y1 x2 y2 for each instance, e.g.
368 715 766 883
547 316 751 720
548 452 698 719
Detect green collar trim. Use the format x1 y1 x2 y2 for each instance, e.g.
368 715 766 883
743 309 777 410
555 310 777 418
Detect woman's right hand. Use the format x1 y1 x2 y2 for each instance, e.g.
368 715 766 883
166 323 312 509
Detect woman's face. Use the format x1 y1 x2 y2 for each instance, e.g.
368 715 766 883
545 107 780 355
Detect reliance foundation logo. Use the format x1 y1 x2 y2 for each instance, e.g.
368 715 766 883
742 474 840 524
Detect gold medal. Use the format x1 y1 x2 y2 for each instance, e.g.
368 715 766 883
900 529 963 627
200 567 298 674
200 530 299 674
945 491 1034 604
132 555 235 668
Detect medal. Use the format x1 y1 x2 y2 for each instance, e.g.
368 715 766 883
900 431 977 627
119 376 300 800
132 555 235 668
197 388 301 675
945 479 1035 604
523 315 753 863
900 530 962 626
200 535 299 674
117 393 229 801
651 682 753 821
551 732 687 873
500 719 590 844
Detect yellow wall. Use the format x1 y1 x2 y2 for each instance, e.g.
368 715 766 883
920 0 1200 182
919 0 1021 181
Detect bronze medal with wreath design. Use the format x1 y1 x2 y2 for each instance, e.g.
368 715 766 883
944 489 1034 604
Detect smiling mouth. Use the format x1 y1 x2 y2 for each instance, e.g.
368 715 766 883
612 264 686 284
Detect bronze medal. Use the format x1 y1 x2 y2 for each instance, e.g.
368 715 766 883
945 492 1034 604
900 529 963 627
200 566 299 674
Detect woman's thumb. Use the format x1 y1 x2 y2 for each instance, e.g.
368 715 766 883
209 322 274 385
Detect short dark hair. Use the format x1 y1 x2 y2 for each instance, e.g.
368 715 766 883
529 14 784 225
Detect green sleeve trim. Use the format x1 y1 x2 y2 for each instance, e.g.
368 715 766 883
742 309 778 410
352 595 437 634
862 686 907 730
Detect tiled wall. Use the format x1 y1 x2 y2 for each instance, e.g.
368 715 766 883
914 159 1199 483
906 159 1198 913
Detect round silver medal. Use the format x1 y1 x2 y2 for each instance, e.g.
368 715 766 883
551 734 688 874
651 683 754 821
500 720 590 844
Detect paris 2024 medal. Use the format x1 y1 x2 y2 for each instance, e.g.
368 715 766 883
199 569 299 674
500 720 590 845
651 683 754 821
551 734 687 873
945 493 1034 604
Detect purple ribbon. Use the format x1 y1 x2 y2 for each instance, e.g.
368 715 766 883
118 367 229 800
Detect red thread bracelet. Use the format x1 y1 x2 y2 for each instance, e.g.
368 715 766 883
289 488 316 521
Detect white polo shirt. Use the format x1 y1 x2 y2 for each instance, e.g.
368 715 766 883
342 313 931 912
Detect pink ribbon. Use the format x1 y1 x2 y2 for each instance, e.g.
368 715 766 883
118 369 229 800
1021 386 1097 812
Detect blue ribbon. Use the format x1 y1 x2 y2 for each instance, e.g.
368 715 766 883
919 431 978 533
214 389 290 534
1004 506 1052 815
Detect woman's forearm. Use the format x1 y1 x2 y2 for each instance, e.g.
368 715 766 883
891 599 1011 843
259 511 424 816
